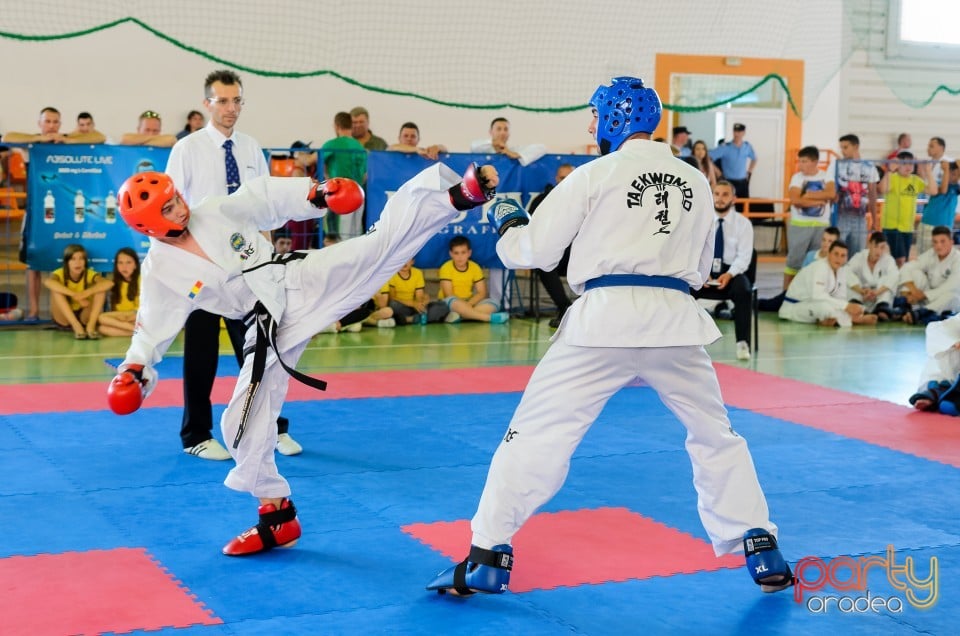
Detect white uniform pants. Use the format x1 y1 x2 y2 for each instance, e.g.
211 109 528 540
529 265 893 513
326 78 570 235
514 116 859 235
779 299 853 327
221 165 461 498
470 341 775 556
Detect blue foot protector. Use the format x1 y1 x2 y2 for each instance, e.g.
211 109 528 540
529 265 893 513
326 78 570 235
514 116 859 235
426 544 513 596
743 528 794 593
938 376 960 416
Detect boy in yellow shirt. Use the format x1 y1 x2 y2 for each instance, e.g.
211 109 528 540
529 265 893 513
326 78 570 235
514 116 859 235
880 151 937 266
438 236 509 323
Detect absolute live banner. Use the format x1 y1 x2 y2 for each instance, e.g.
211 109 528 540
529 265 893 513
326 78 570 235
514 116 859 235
365 152 596 268
25 145 171 272
25 146 596 272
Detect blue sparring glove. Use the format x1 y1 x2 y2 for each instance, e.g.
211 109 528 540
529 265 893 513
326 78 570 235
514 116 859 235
487 198 530 236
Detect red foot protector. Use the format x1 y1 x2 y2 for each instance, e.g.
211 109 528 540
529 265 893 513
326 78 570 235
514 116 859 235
0 547 220 635
404 507 742 592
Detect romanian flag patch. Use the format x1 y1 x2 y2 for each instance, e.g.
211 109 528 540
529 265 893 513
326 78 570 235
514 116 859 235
188 280 203 299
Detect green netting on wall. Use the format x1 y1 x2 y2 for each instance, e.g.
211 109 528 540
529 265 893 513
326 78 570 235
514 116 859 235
0 1 956 113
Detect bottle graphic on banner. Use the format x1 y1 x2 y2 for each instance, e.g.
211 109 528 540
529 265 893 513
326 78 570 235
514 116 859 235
74 190 85 223
105 191 117 224
44 190 56 224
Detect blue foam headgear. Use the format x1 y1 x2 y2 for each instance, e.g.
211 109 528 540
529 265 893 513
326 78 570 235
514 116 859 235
589 76 662 155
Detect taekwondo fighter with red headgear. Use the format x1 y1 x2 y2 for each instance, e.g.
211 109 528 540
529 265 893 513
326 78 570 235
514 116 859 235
108 163 498 556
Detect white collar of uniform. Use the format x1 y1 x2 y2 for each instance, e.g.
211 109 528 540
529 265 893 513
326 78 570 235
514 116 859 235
619 138 673 156
203 121 237 146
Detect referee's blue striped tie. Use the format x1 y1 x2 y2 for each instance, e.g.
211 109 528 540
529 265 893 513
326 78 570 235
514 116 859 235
223 139 240 194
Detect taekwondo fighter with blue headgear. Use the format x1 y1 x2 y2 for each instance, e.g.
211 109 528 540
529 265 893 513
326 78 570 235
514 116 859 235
426 76 794 597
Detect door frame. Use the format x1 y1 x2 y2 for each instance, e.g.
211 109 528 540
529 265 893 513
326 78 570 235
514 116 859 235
654 54 804 197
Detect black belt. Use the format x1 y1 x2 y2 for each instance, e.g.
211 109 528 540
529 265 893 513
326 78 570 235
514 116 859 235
234 251 327 449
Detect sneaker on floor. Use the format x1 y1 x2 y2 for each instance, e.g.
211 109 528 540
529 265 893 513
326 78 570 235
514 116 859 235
184 438 231 460
275 433 303 456
489 312 510 324
736 340 751 361
342 321 363 332
377 318 396 328
444 311 461 324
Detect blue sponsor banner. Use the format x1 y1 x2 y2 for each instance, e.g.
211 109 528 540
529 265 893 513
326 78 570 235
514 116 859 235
26 145 171 272
365 151 596 268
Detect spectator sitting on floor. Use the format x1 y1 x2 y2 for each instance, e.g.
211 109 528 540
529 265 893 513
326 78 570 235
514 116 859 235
779 240 877 327
897 225 960 325
438 236 509 323
97 247 141 337
846 232 899 321
44 243 113 339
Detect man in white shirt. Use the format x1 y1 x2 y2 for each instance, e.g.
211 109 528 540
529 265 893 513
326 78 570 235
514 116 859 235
779 240 877 327
427 76 793 598
692 180 755 360
470 117 546 167
166 70 302 459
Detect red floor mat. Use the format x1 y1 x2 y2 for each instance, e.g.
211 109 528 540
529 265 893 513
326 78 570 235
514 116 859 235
404 507 742 593
0 548 220 635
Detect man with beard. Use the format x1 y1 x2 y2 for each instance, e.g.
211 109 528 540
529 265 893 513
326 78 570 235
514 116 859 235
692 180 755 360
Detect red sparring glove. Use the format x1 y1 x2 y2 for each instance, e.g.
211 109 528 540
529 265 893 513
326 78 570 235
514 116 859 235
449 162 497 211
308 178 364 215
107 364 146 415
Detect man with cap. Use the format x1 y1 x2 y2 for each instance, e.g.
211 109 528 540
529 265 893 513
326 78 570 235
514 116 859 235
672 125 692 157
425 76 793 599
710 123 757 200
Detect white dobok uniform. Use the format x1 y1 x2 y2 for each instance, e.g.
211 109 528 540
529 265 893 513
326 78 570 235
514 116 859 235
779 259 853 327
898 248 960 314
846 250 899 311
472 139 776 556
122 166 464 498
918 314 960 390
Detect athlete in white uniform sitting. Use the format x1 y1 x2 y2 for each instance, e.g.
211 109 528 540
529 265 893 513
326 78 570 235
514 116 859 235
779 240 878 327
106 163 499 556
425 76 794 597
846 231 899 320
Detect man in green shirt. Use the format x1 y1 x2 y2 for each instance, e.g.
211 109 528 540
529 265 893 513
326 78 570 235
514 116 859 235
321 112 367 237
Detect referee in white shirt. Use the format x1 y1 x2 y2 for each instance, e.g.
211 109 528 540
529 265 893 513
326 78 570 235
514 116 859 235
165 69 302 459
691 179 756 360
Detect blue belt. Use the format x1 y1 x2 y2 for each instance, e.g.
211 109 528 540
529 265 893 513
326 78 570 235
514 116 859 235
583 274 690 294
783 296 799 304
